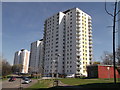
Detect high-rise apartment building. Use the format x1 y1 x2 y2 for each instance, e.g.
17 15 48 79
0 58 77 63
14 51 21 65
43 8 92 77
29 39 43 73
14 49 30 73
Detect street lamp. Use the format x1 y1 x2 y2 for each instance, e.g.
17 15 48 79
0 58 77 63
107 67 110 79
52 60 56 78
56 54 61 79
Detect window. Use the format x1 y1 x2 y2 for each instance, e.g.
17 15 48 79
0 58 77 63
55 49 58 51
67 56 70 60
56 45 58 48
56 38 59 40
56 31 59 33
56 34 59 36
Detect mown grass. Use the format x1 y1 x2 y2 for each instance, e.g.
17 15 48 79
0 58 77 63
60 78 120 88
27 79 53 89
60 78 115 85
26 78 120 89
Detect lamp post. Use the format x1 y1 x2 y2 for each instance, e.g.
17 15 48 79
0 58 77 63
52 60 56 78
107 67 110 79
56 54 61 78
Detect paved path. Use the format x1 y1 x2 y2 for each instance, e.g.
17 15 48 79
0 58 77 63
2 78 37 90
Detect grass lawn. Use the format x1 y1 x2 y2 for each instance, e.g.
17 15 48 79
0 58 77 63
60 78 120 88
60 78 114 85
26 78 120 89
26 79 54 89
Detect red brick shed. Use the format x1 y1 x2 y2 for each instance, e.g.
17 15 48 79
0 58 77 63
87 65 120 78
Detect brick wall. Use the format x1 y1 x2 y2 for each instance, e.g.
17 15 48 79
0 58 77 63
98 66 120 78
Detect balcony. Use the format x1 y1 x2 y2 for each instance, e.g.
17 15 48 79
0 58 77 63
76 30 80 33
89 41 92 44
89 34 92 37
77 15 80 18
89 51 92 54
76 45 80 48
88 20 92 23
88 24 92 27
76 19 80 21
88 17 92 20
88 27 92 30
76 23 80 25
89 49 92 52
76 37 80 41
76 33 80 37
76 42 80 45
76 26 80 29
89 45 92 48
77 60 80 63
76 12 80 14
89 38 92 41
89 30 92 34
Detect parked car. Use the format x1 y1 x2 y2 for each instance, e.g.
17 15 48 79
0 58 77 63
8 77 16 82
22 78 32 84
66 74 75 78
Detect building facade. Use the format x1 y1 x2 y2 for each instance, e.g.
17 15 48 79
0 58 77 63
43 8 92 77
14 51 21 65
14 49 30 73
29 39 43 74
87 65 120 78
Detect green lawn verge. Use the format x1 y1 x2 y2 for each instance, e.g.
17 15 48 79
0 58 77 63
60 78 120 88
25 78 120 89
60 78 114 85
26 79 54 89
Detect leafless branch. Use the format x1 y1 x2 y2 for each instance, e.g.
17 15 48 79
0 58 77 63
115 10 120 16
105 1 114 17
106 26 113 28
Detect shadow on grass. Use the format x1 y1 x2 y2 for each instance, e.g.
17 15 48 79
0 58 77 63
24 83 120 90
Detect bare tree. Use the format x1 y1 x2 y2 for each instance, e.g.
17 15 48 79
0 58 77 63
101 48 120 66
105 0 120 84
12 64 23 74
101 51 113 65
2 59 12 77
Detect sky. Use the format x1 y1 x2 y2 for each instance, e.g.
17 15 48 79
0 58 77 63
2 2 117 65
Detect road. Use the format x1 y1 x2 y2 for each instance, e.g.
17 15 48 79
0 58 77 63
2 78 37 90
